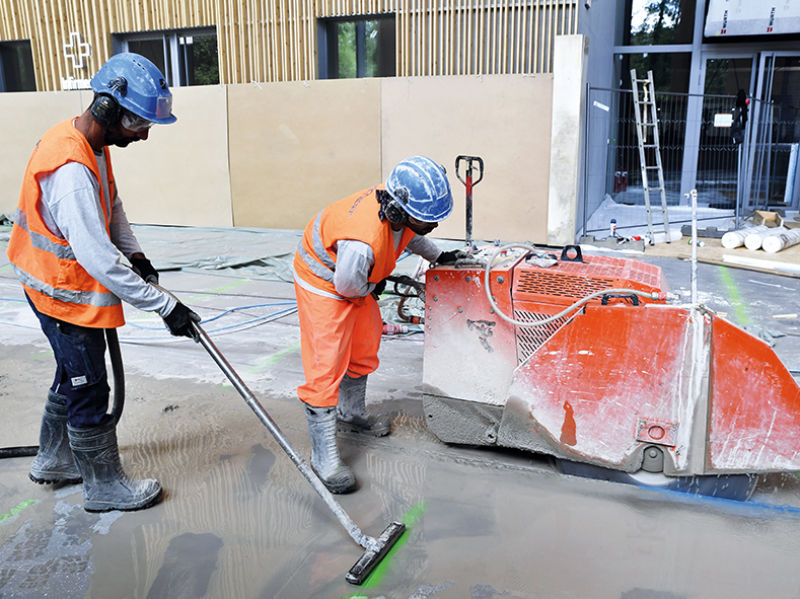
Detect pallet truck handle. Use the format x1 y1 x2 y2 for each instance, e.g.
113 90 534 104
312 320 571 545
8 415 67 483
455 155 484 186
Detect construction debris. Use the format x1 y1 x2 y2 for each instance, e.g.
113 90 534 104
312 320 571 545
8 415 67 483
753 210 781 227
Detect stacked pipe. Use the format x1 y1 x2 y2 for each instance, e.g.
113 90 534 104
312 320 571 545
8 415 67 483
762 228 800 254
744 227 776 251
721 225 769 249
721 224 800 254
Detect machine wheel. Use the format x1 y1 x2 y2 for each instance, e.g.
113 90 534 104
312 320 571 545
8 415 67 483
555 459 758 502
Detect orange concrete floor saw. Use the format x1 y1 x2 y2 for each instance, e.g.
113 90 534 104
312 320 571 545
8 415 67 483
420 243 800 501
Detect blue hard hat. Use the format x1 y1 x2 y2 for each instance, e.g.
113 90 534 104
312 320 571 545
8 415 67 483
90 53 176 124
385 156 453 222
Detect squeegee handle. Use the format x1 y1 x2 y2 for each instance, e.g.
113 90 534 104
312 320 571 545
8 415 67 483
151 284 374 550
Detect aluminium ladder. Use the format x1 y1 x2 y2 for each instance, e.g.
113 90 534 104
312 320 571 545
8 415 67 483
630 69 671 244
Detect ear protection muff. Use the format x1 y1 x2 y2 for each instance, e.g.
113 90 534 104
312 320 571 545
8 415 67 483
90 94 120 125
383 186 409 226
89 77 128 126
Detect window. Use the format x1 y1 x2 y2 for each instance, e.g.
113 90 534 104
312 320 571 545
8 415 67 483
617 0 695 46
0 40 36 92
616 52 691 92
112 28 219 87
319 16 395 79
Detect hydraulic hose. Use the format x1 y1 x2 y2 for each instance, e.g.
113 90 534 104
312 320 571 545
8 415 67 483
106 328 125 424
483 243 669 328
0 327 125 459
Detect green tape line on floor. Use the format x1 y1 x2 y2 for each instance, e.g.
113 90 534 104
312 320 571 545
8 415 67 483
718 265 750 326
346 501 426 594
0 499 38 523
191 278 251 302
220 342 301 388
250 342 301 372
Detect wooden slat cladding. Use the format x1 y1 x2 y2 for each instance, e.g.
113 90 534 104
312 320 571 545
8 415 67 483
0 0 577 90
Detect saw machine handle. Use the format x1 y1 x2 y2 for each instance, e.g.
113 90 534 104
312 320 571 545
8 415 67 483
600 293 640 306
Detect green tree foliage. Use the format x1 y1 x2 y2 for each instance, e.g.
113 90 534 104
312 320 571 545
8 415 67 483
191 35 219 85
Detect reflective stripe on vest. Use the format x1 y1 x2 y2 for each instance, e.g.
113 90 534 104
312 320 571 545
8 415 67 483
15 209 76 261
297 212 336 283
12 265 121 307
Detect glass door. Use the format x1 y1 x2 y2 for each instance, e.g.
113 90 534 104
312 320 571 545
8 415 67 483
748 53 800 211
695 56 756 209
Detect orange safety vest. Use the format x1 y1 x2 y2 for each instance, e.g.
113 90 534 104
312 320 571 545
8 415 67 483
293 186 417 298
6 118 125 328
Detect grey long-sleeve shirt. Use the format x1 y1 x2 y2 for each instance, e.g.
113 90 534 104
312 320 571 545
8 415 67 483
332 230 442 298
37 155 175 317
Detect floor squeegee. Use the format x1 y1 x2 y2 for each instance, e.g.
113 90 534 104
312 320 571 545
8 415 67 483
155 284 405 585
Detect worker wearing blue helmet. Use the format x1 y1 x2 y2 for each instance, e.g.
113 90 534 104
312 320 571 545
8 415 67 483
293 156 469 493
7 53 199 512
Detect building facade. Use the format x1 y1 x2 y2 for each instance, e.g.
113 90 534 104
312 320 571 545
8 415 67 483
0 0 578 92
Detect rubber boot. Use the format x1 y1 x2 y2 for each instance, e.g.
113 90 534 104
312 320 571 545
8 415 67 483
67 416 162 512
306 407 357 494
29 391 82 485
336 374 391 437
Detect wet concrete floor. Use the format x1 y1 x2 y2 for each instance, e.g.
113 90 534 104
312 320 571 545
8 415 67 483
1 227 800 598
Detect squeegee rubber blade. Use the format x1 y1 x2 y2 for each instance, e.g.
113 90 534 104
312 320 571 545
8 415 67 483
345 521 406 585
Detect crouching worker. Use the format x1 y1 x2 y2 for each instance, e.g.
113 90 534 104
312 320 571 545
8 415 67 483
6 53 199 512
293 155 467 493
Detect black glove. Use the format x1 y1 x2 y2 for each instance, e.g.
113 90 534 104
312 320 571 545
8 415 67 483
131 256 159 284
163 302 201 341
371 279 387 300
436 249 469 265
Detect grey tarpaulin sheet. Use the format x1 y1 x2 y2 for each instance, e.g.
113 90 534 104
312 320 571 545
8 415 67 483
130 224 302 282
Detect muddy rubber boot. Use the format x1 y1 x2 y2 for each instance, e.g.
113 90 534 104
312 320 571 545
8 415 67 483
306 407 357 494
29 391 82 485
336 374 391 437
67 416 162 512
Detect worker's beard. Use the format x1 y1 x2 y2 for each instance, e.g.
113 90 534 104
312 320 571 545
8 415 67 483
104 131 140 148
103 123 141 148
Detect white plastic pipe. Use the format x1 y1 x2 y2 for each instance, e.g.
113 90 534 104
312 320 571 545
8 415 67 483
721 225 769 249
762 228 800 254
744 228 776 251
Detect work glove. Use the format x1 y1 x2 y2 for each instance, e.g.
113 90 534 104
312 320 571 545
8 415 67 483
163 302 201 341
371 279 387 300
131 256 159 284
436 249 470 265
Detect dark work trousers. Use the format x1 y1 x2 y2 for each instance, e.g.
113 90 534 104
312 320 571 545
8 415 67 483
26 293 110 427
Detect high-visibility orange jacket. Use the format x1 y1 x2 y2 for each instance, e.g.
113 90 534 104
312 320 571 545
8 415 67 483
293 186 416 299
6 118 125 328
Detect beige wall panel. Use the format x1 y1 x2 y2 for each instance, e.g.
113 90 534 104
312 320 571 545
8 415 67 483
0 91 85 215
112 85 233 227
227 79 382 229
380 75 553 244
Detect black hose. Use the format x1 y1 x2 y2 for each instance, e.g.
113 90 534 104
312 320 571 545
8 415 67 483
106 328 125 424
0 446 38 458
0 327 125 458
